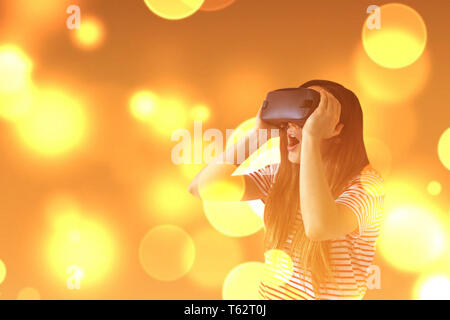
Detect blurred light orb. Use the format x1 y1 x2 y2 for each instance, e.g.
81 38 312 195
0 86 33 122
199 175 245 202
72 17 105 50
200 0 236 11
222 261 265 300
16 89 88 157
129 90 158 122
190 104 210 121
438 128 450 170
0 259 6 284
427 181 442 196
150 96 189 137
139 225 195 281
263 249 294 288
414 275 450 300
362 3 427 69
145 175 198 224
187 227 243 289
17 287 41 300
354 45 429 103
378 206 446 273
144 0 205 20
0 44 32 93
47 209 115 287
202 200 264 237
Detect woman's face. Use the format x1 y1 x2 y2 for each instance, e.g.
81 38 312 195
286 86 339 164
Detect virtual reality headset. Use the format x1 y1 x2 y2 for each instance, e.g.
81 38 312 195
260 87 320 127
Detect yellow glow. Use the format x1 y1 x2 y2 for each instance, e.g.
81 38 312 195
144 175 198 224
73 17 105 49
16 88 88 157
17 287 41 300
144 0 205 20
362 3 427 69
263 249 294 288
202 200 264 237
413 275 450 300
427 181 442 196
0 259 6 284
0 86 33 122
187 227 243 289
378 206 446 273
222 261 266 300
0 44 32 93
199 176 245 202
354 45 430 103
129 90 158 121
438 128 450 170
46 196 115 287
201 0 236 12
190 104 210 121
179 163 204 180
139 225 195 281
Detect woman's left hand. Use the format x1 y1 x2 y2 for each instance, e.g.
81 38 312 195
302 88 344 140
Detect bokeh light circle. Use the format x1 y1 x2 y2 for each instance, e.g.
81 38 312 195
0 44 32 93
144 0 205 20
263 249 294 288
139 225 195 281
362 3 427 69
427 181 442 196
129 90 157 122
72 16 105 50
16 88 88 157
203 200 264 237
46 196 116 288
438 128 450 170
413 274 450 300
0 259 6 284
378 205 446 273
222 261 265 300
187 227 243 289
17 287 41 300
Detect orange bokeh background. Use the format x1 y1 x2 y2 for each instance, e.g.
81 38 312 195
0 0 449 300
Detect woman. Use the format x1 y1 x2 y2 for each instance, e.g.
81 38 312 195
188 80 385 300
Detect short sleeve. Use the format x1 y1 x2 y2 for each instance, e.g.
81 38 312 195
334 168 385 236
247 163 279 201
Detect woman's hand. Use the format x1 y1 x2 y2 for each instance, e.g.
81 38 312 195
302 88 344 140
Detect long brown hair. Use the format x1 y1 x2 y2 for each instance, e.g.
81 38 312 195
263 80 370 296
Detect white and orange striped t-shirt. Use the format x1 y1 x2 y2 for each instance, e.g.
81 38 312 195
247 163 385 300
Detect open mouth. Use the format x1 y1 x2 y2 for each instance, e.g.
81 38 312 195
287 133 300 149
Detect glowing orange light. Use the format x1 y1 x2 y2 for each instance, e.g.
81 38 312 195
72 17 105 50
139 225 195 281
0 44 32 93
15 88 88 157
144 0 205 20
222 262 266 300
438 128 450 170
362 3 427 69
0 259 6 285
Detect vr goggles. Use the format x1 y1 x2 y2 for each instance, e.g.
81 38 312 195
260 87 320 127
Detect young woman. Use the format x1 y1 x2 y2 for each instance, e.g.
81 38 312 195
188 80 385 300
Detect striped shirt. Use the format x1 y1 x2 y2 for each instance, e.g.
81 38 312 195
247 163 385 300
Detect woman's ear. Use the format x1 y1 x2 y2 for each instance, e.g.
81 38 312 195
334 123 344 136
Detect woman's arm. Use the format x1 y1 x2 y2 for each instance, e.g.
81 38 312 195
188 110 278 201
299 88 357 241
